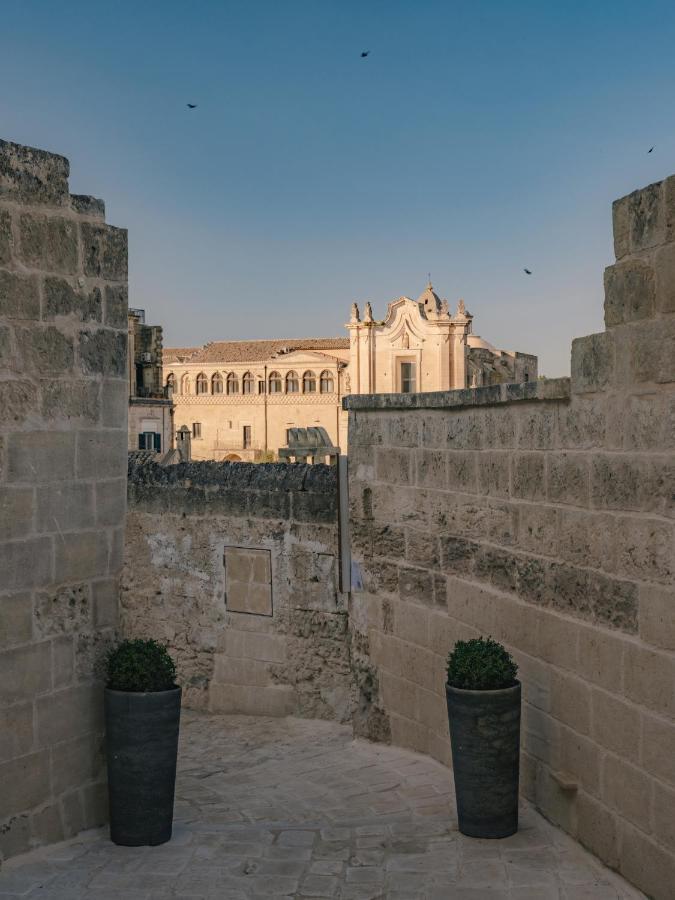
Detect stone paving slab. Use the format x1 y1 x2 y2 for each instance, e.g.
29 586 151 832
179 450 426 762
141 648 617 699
0 711 644 899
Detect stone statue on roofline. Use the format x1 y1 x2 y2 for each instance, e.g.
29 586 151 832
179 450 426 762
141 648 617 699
350 302 360 323
363 302 374 322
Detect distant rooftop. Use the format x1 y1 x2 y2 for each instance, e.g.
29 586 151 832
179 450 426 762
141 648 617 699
164 337 350 365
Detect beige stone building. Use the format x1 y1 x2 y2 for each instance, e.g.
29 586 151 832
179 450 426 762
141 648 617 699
164 283 537 459
128 308 174 453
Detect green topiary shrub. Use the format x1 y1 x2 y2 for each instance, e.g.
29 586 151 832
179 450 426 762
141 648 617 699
446 636 518 690
106 639 177 692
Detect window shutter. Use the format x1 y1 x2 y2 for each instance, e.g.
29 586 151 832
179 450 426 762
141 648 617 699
154 433 162 452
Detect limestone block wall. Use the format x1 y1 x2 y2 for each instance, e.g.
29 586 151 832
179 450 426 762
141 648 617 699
344 178 675 898
122 458 352 721
0 141 128 861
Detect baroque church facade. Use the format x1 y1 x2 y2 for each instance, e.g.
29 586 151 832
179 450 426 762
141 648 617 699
164 284 537 461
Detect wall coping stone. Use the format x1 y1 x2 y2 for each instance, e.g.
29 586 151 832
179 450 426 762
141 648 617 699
127 455 337 492
342 377 571 411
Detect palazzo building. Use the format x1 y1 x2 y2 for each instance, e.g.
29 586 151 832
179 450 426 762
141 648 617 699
128 308 174 453
165 283 537 460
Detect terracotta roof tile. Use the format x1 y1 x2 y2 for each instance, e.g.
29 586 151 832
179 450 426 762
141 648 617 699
164 338 349 364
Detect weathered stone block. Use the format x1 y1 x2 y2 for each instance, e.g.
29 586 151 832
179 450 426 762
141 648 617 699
33 583 91 637
653 783 675 851
75 630 115 681
511 452 545 501
398 566 433 605
517 504 558 556
612 194 631 260
537 611 579 671
576 625 625 692
477 451 510 497
654 241 675 314
51 733 104 795
387 414 419 448
557 397 607 449
0 703 33 764
615 516 674 584
80 222 128 280
31 803 64 846
0 591 32 650
602 755 652 834
622 180 665 253
474 546 518 593
619 820 675 900
0 750 51 819
101 378 128 428
375 447 412 485
0 486 34 540
415 449 446 489
547 563 591 619
591 453 672 514
70 194 105 218
41 378 100 423
0 640 51 705
54 530 109 583
78 328 126 377
575 792 618 868
43 276 101 322
77 429 127 479
104 284 128 328
604 259 656 326
482 407 517 449
623 641 674 718
18 213 78 274
0 537 53 589
209 682 294 716
440 535 479 575
36 684 102 746
588 571 638 633
0 269 40 319
642 712 675 786
0 209 12 265
36 482 95 533
16 326 73 375
92 578 119 628
52 634 74 688
630 317 675 384
94 478 126 527
639 584 675 651
0 379 39 428
444 450 477 493
225 547 273 616
0 140 69 206
404 528 439 570
7 431 75 483
571 332 614 394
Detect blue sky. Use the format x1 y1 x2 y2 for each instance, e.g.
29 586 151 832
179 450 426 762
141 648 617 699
3 0 675 375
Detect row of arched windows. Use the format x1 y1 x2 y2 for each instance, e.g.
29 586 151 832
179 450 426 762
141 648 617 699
166 370 335 396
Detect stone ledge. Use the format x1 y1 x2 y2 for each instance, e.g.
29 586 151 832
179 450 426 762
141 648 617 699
342 378 571 411
127 455 337 493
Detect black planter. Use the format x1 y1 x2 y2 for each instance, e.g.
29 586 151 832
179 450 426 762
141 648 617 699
104 686 181 846
446 681 521 838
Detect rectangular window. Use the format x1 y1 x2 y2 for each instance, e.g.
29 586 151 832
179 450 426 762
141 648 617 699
400 362 416 393
258 380 266 394
243 425 252 449
193 422 202 439
138 432 160 451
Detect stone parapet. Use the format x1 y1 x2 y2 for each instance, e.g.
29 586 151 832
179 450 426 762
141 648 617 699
0 139 127 863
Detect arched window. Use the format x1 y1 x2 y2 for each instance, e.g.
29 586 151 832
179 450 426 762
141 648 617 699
242 371 254 394
268 371 282 394
180 374 190 395
320 370 334 393
226 372 239 395
196 372 208 395
165 373 175 391
211 372 223 394
303 370 317 393
286 371 299 393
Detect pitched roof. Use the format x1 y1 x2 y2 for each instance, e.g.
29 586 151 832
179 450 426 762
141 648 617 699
164 338 349 365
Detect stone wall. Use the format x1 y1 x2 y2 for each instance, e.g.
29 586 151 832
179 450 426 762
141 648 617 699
0 141 128 861
123 458 352 720
344 178 675 898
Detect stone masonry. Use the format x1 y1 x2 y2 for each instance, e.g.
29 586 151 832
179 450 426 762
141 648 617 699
0 141 128 861
344 177 675 899
122 457 352 721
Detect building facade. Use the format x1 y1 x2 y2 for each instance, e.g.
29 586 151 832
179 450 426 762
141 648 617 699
128 308 174 452
165 284 537 460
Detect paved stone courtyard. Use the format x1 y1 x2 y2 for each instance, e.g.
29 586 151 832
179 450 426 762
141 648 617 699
0 712 643 899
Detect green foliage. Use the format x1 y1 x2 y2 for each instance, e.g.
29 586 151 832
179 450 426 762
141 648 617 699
106 639 177 692
446 636 518 691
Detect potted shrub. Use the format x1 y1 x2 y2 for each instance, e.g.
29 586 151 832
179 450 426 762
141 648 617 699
105 639 181 846
445 636 520 838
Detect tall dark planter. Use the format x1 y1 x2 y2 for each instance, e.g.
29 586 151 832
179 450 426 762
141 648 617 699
105 686 181 846
446 681 521 839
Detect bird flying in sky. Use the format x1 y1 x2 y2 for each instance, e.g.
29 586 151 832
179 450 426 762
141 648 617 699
524 268 532 275
361 51 370 58
187 103 197 109
648 146 654 153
